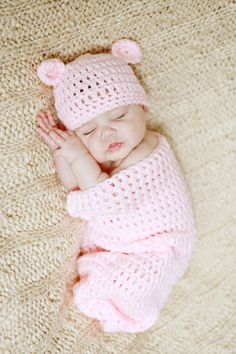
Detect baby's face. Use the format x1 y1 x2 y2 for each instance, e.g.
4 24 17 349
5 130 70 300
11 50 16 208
75 104 147 164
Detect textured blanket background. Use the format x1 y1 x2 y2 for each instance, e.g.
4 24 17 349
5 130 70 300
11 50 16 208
1 0 235 353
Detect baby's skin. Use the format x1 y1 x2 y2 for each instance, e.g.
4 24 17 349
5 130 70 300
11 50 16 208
36 104 158 191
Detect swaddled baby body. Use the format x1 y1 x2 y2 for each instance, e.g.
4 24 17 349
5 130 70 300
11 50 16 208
36 39 197 332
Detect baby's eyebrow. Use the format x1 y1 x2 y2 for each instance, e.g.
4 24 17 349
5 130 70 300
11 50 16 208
80 120 95 129
105 106 128 118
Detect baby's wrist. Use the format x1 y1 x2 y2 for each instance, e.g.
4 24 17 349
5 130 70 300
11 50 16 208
70 151 90 165
53 148 88 164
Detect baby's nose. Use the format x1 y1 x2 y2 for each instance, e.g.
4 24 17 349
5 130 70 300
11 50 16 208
101 127 116 140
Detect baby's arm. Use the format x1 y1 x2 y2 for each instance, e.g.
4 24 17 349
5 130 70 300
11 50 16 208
36 110 109 192
71 153 109 190
37 111 80 191
53 150 79 191
54 147 109 191
48 126 109 190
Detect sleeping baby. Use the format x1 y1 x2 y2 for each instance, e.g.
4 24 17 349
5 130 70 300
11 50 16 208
36 39 197 333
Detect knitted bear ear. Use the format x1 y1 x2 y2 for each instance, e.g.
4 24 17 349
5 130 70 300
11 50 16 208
37 58 66 86
111 39 142 64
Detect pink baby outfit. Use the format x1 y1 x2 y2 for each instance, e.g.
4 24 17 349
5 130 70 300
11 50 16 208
66 132 197 333
37 39 197 332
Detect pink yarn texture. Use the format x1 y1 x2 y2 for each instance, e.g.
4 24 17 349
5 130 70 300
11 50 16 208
37 39 150 130
66 133 197 333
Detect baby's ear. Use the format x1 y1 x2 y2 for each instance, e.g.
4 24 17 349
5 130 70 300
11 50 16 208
111 39 142 64
37 58 65 86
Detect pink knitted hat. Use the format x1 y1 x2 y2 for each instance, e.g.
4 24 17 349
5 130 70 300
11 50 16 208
37 39 150 130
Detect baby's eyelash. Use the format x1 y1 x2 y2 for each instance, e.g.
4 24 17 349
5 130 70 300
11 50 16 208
83 114 126 136
83 129 94 136
114 114 125 120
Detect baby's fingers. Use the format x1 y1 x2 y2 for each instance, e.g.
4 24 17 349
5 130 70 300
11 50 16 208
46 110 58 127
66 130 76 136
49 130 65 145
36 127 59 151
53 128 78 141
37 113 51 132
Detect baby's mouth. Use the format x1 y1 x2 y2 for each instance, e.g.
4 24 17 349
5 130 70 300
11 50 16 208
107 142 124 152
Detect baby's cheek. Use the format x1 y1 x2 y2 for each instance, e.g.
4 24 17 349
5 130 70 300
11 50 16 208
134 122 146 138
89 145 104 163
127 126 144 143
85 138 93 153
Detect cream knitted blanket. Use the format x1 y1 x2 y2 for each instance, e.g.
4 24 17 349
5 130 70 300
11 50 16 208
1 1 235 353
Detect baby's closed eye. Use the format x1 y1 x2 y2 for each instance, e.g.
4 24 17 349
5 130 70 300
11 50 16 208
83 114 126 136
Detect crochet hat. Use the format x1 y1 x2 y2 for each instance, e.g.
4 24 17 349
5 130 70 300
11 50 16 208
37 39 150 130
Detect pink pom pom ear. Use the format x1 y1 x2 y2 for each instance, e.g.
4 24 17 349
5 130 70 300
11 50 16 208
111 39 142 64
37 58 66 86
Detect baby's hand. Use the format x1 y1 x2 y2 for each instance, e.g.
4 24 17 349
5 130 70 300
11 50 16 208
36 110 88 163
36 110 64 151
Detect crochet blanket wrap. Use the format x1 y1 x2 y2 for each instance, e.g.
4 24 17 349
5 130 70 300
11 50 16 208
66 133 197 332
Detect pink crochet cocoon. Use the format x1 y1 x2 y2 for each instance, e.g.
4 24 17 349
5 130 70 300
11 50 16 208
66 133 197 333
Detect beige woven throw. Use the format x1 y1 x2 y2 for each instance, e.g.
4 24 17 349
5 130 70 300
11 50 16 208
1 1 236 353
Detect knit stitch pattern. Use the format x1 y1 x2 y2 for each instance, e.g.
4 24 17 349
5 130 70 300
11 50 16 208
37 51 150 130
67 133 197 332
2 1 235 352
